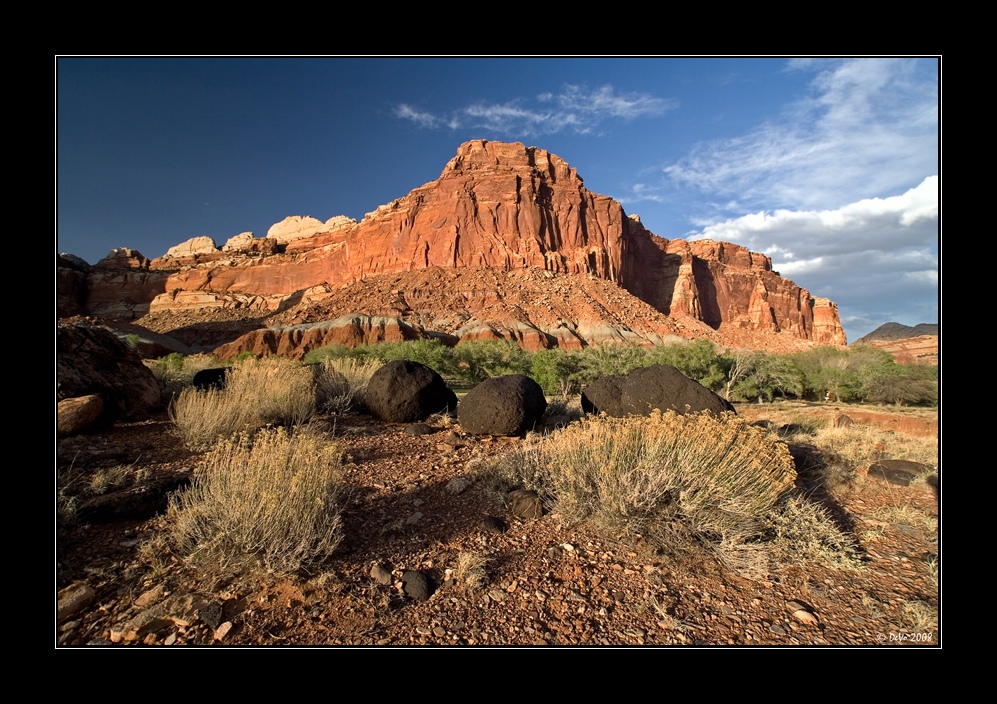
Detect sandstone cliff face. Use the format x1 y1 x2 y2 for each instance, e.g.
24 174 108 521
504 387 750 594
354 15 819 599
812 298 848 346
212 314 438 362
78 249 172 320
57 254 89 318
67 140 847 350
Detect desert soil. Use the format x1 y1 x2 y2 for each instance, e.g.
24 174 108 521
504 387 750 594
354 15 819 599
56 403 940 648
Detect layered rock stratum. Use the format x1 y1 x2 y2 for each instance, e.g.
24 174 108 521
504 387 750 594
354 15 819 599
58 140 847 356
852 322 938 365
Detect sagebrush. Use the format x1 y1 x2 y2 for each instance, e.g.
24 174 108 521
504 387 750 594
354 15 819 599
169 356 316 449
313 357 382 413
498 411 797 550
145 353 220 401
767 494 862 570
167 427 343 574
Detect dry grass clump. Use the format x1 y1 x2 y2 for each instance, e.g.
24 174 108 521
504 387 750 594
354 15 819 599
504 411 797 552
900 600 937 633
767 494 862 570
89 463 150 495
170 356 316 450
314 357 382 413
56 471 80 529
811 423 938 470
167 427 343 575
145 353 219 401
452 551 490 591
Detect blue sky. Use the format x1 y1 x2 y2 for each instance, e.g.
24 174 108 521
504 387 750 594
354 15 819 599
56 57 939 343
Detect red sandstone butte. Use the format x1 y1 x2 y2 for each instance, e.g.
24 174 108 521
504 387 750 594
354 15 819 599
65 140 847 352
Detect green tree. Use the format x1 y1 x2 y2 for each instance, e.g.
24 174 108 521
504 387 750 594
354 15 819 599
574 343 649 385
793 347 861 402
453 340 531 385
647 338 726 391
530 348 582 395
732 352 805 402
859 359 938 406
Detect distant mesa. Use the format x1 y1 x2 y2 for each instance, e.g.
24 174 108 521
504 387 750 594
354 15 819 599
851 322 938 365
57 140 850 358
853 322 939 344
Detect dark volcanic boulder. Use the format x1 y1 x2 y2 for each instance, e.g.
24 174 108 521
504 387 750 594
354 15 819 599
580 374 625 416
365 359 457 423
458 375 547 436
401 570 434 602
192 367 229 390
57 321 161 420
582 364 734 418
621 364 734 416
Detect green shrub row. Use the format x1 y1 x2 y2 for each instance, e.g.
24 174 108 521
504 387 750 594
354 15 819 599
299 338 938 406
152 337 938 408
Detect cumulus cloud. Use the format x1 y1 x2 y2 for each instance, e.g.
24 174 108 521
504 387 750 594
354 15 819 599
394 84 674 137
663 58 938 214
691 175 938 260
689 176 939 340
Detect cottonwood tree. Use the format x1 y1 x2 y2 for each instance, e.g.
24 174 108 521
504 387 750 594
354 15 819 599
720 348 754 401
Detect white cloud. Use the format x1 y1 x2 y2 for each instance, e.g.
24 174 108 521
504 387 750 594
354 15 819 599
688 176 939 342
663 58 938 214
552 84 672 120
691 176 938 261
394 84 674 137
393 104 442 129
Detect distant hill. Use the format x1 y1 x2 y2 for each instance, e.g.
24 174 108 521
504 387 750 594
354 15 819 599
852 322 938 365
853 322 938 344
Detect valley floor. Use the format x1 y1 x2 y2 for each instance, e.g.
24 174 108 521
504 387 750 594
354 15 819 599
56 403 940 648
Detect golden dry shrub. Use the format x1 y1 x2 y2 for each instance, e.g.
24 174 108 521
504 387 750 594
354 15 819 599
514 410 797 547
167 427 343 575
145 353 221 401
170 356 316 450
313 357 383 413
768 494 862 569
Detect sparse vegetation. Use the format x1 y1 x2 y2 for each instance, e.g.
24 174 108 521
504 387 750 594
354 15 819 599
56 471 79 528
494 410 797 556
60 335 939 645
767 494 862 570
137 531 174 580
89 463 149 495
166 427 344 575
812 423 938 470
452 551 489 591
145 352 220 401
169 356 316 450
869 502 938 533
313 357 383 413
744 403 938 492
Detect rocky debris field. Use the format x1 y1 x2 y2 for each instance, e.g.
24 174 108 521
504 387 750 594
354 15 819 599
56 405 940 648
